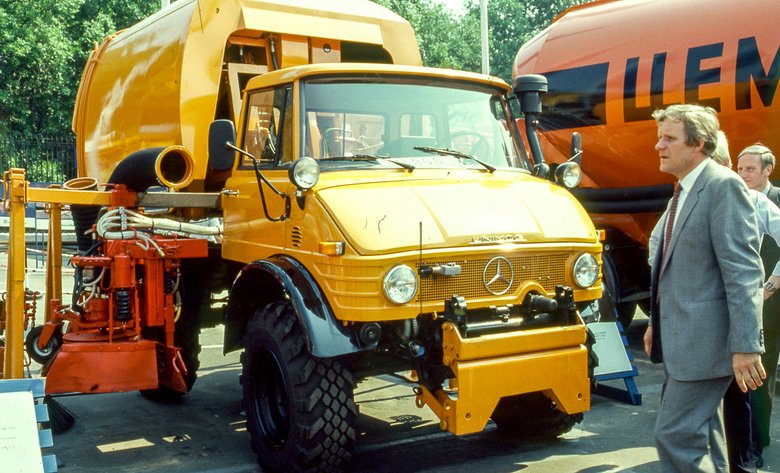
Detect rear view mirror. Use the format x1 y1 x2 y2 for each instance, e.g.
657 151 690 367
208 119 238 171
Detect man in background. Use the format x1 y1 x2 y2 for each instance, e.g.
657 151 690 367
738 144 780 466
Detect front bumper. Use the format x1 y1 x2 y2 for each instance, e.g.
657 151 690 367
416 320 590 435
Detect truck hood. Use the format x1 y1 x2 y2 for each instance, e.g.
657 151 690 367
316 171 596 255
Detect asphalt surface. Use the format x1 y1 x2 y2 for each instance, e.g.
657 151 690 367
3 250 780 472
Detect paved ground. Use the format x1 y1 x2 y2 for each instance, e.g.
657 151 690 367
3 249 780 472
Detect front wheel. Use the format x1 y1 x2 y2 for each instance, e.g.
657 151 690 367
491 392 582 440
241 301 357 473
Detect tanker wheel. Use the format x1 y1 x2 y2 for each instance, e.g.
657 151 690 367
598 256 637 328
25 325 62 365
241 301 357 473
491 392 582 440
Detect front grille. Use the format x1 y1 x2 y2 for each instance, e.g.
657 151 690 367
415 253 568 303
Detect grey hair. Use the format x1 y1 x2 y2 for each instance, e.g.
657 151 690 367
652 104 720 157
738 143 775 170
712 130 732 168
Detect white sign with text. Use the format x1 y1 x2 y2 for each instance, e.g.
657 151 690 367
0 390 44 473
590 322 633 376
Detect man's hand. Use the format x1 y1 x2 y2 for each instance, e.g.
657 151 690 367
733 352 766 392
764 275 780 300
644 325 653 357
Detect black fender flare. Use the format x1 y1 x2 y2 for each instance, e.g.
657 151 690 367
224 255 361 358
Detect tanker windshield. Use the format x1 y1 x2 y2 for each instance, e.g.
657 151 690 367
301 77 528 171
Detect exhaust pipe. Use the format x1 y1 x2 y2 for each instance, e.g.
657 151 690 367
108 146 194 192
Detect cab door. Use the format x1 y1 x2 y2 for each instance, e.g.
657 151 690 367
222 85 295 264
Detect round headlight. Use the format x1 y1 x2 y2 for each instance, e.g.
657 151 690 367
573 253 599 288
289 156 320 190
555 162 582 189
383 265 418 304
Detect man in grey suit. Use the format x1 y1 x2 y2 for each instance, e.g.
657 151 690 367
643 104 766 472
738 143 780 464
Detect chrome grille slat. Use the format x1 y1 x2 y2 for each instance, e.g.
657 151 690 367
415 254 568 303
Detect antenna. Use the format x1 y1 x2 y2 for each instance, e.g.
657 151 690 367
419 221 423 316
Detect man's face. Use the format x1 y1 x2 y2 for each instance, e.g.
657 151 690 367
655 120 704 179
738 153 771 191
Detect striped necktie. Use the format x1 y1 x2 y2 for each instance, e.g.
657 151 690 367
662 183 682 266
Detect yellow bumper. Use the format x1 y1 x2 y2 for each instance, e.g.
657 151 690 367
416 321 590 435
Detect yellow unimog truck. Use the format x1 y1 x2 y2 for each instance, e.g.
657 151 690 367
9 1 603 471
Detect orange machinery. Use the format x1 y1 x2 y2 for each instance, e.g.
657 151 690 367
2 170 209 395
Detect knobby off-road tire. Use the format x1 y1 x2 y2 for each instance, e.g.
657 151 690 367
241 301 357 473
491 392 582 440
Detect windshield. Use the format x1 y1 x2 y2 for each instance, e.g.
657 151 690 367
300 76 529 171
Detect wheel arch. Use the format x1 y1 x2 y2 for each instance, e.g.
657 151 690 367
224 255 361 357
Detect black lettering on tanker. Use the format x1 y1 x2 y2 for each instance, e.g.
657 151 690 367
537 37 778 130
623 53 670 123
535 63 609 131
736 36 780 110
684 42 724 111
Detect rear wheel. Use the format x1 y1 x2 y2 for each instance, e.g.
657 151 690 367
241 301 357 473
25 325 62 365
491 392 582 439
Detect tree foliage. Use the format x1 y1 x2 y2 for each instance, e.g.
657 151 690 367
0 0 157 135
376 0 586 83
0 0 585 136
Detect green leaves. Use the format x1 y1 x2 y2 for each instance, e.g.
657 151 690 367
376 0 586 83
0 0 157 135
0 0 586 136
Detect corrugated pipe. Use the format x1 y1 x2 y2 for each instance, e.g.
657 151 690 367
107 146 194 192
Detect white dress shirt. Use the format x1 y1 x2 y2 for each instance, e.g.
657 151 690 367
751 189 780 276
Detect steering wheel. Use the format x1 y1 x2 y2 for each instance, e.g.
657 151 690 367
321 128 370 157
449 130 490 159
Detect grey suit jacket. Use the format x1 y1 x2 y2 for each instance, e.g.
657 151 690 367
650 158 764 381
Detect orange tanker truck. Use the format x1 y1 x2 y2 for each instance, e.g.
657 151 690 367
514 0 780 326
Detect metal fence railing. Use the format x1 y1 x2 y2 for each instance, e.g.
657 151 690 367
0 133 77 183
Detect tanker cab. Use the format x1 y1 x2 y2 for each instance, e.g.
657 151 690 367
511 74 583 187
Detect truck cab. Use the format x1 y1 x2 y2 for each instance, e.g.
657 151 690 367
212 63 602 471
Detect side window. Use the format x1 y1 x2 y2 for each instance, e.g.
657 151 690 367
277 86 294 164
241 86 291 167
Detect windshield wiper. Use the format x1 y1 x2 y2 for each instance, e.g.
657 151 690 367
320 154 415 171
414 146 496 173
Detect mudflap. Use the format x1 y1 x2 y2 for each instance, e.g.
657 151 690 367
415 322 590 435
155 343 189 393
44 340 158 394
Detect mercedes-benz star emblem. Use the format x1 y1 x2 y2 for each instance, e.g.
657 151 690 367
483 256 514 295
